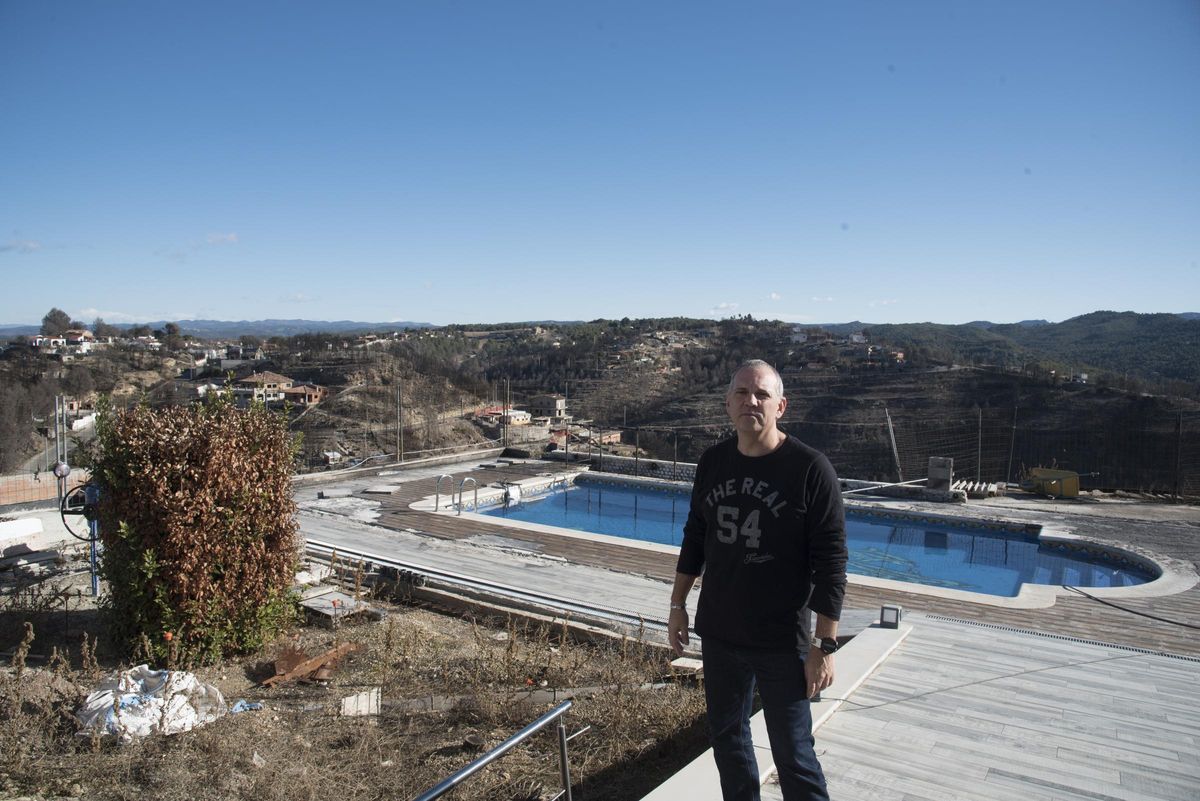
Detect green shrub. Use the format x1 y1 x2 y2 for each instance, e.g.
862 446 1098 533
91 397 299 663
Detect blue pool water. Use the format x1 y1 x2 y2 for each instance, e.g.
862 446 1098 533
482 480 1155 596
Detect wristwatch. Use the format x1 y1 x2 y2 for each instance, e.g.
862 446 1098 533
814 637 840 655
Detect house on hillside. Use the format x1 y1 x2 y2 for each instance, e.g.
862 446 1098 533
501 409 531 425
281 382 327 405
234 371 294 402
64 329 96 353
226 344 265 361
529 393 570 423
26 335 66 351
130 336 162 351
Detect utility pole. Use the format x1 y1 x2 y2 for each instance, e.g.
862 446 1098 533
1176 411 1184 501
673 429 678 481
1006 405 1018 486
977 406 983 483
884 406 903 483
398 378 405 462
52 395 69 504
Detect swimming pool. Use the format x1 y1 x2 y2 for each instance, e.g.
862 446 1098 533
481 477 1156 597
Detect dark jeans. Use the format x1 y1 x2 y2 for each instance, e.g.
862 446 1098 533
702 636 830 801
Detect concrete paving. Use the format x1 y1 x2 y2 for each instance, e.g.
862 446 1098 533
766 612 1200 801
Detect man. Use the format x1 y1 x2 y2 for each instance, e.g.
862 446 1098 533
669 359 848 801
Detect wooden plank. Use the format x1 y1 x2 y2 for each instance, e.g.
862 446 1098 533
817 615 1200 801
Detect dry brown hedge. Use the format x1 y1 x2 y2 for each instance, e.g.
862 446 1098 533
91 397 299 663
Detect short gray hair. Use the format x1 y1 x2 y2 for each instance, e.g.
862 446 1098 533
727 359 784 398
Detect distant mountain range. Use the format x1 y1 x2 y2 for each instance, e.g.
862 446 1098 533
3 311 1198 383
862 311 1200 383
0 318 435 339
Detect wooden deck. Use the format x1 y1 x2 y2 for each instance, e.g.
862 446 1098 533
802 614 1200 801
366 462 1200 658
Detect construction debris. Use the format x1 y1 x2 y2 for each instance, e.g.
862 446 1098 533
299 588 376 623
340 687 381 717
76 665 226 744
951 480 1002 499
261 642 363 687
669 657 704 675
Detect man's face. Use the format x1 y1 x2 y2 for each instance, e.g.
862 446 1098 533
725 366 786 435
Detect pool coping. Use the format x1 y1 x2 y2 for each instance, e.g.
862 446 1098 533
407 470 1199 610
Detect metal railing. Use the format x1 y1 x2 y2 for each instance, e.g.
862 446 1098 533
433 474 454 511
456 476 477 515
412 700 587 801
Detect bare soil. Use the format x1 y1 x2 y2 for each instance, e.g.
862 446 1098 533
0 582 708 801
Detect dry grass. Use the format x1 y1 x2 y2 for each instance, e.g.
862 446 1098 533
1 582 707 801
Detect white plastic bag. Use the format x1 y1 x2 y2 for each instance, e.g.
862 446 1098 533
76 664 227 744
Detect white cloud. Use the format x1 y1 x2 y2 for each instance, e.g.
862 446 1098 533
869 299 898 308
811 296 834 303
709 302 740 316
206 232 238 245
768 292 782 301
0 239 42 254
281 292 313 303
76 307 197 323
76 308 142 323
750 311 813 323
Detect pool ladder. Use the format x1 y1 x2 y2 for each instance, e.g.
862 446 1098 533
433 474 454 511
455 477 477 515
433 474 480 515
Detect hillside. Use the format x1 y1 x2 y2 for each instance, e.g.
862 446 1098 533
3 314 1198 494
865 311 1200 384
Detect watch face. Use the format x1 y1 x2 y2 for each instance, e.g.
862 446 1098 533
819 638 839 654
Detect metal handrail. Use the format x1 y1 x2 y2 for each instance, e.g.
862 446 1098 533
456 476 477 515
412 700 579 801
433 474 453 511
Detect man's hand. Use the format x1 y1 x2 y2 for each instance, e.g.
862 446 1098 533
805 647 835 699
668 607 690 656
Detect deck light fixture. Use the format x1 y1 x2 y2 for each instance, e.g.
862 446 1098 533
880 604 902 629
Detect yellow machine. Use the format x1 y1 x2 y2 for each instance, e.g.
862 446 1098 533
1020 468 1080 498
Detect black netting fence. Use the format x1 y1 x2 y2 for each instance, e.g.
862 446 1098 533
606 408 1200 499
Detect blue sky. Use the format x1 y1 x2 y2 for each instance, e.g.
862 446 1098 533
2 1 1198 327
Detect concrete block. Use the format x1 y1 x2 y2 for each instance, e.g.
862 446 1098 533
927 457 954 491
0 517 44 546
670 657 704 675
340 687 381 717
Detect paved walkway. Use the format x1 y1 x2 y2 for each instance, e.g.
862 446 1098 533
783 613 1200 801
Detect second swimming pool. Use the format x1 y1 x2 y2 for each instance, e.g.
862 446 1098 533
481 478 1156 597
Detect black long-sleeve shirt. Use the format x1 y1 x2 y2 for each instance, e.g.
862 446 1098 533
676 435 848 651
